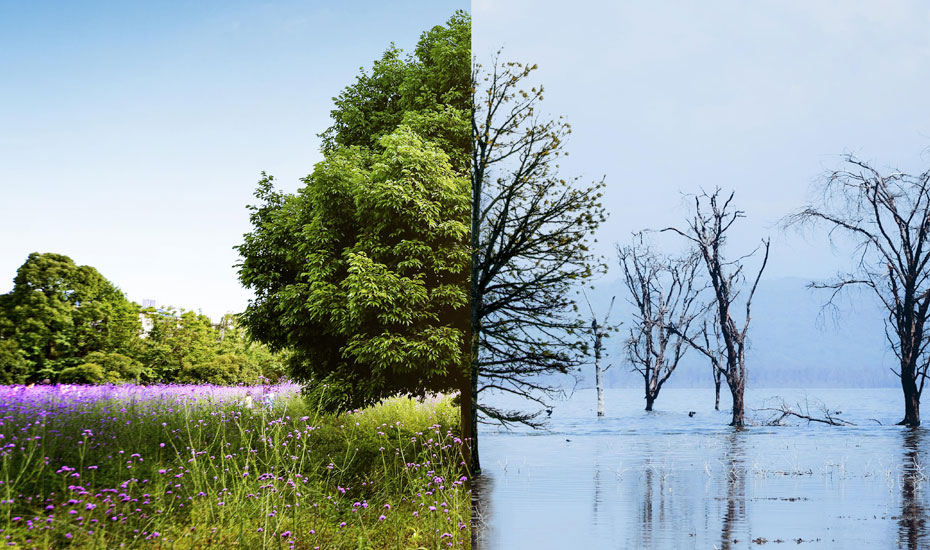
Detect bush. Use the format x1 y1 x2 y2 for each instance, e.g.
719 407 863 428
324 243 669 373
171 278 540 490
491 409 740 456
58 362 105 383
0 339 29 384
178 353 262 385
82 351 149 383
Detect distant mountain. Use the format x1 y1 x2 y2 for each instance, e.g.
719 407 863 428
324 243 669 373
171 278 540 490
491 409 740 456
577 276 898 389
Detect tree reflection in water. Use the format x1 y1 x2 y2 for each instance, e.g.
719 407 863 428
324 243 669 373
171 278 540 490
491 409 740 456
720 430 747 550
899 429 928 550
472 473 493 549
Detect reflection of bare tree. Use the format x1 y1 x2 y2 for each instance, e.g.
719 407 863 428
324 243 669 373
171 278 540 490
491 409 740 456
899 429 928 550
593 458 602 526
720 432 746 550
471 474 493 549
635 457 683 549
640 460 655 548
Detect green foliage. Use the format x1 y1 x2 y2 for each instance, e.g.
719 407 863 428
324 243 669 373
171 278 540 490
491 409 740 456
0 252 140 381
139 308 285 385
237 13 471 412
0 253 289 386
239 128 469 409
320 10 470 173
82 350 149 383
58 362 105 383
177 353 261 385
0 339 29 384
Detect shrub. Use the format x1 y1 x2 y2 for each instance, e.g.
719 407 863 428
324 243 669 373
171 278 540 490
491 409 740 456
57 362 105 383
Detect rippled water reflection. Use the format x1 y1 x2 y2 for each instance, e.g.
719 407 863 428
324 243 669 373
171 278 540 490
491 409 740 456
476 388 928 549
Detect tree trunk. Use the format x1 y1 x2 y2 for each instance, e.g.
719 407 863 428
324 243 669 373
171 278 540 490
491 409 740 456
459 373 474 473
645 392 655 412
714 368 722 411
468 327 481 473
899 375 921 427
595 339 605 417
729 383 744 427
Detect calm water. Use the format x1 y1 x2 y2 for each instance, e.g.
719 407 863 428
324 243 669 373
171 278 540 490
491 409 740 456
475 388 928 549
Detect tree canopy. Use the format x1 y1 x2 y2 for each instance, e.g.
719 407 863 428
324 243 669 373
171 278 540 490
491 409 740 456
0 252 139 381
236 13 471 412
0 252 286 385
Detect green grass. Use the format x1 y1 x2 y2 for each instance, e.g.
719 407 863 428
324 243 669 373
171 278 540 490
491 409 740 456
0 384 471 549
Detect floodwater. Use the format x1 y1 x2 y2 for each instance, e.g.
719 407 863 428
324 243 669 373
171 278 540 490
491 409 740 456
474 388 928 549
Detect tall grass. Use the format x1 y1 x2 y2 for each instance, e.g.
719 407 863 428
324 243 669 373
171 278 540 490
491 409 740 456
0 384 470 548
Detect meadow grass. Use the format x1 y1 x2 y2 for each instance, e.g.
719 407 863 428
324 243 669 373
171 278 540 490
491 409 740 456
0 384 470 549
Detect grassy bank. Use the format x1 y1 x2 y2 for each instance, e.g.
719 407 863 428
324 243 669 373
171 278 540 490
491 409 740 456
0 384 470 548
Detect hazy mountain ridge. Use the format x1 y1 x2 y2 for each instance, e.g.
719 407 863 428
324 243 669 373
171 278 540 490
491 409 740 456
575 276 898 389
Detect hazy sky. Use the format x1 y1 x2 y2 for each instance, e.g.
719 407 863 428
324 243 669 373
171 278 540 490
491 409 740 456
473 1 930 283
0 1 467 320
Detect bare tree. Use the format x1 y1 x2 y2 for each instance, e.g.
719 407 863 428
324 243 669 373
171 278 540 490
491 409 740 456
664 189 770 427
582 291 616 417
619 236 704 411
787 155 930 427
470 55 607 471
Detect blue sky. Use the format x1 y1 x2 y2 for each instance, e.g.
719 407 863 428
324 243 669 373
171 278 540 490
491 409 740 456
0 1 467 319
473 1 930 283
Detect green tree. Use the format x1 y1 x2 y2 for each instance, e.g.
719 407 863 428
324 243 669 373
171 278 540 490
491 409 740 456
237 12 470 457
138 308 216 382
0 252 140 381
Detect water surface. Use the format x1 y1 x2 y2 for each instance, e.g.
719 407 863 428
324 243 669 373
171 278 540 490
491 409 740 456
476 388 927 549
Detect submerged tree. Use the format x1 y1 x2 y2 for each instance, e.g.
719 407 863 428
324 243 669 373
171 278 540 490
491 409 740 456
582 290 615 417
787 155 930 427
665 189 770 427
618 236 703 411
470 56 606 470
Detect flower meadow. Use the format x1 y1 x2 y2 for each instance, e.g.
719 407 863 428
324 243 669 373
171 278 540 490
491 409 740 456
0 383 470 548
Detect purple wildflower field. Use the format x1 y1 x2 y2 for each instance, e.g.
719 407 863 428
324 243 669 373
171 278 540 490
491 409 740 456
0 383 470 548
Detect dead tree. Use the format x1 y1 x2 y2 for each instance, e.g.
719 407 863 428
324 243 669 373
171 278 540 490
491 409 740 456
786 155 930 427
582 291 616 417
664 189 770 427
619 236 704 411
758 397 855 426
470 55 607 471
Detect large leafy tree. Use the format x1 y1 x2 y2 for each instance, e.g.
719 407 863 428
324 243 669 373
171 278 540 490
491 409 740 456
236 13 470 423
0 252 139 381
